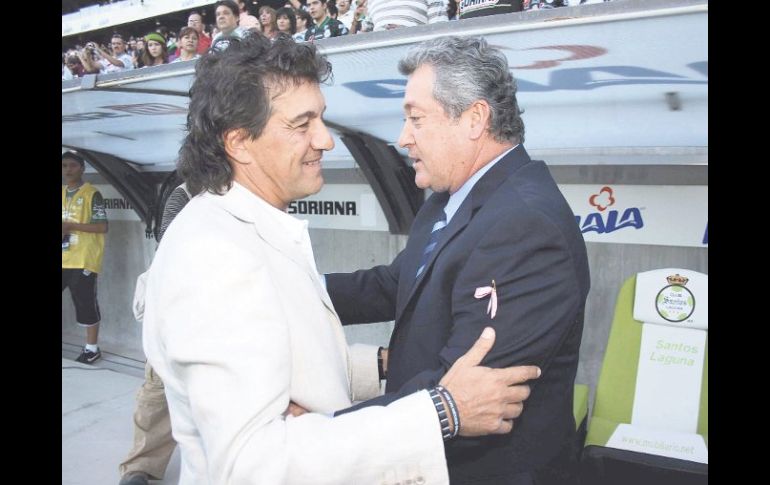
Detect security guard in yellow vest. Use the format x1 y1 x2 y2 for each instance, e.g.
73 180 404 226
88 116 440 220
62 152 108 364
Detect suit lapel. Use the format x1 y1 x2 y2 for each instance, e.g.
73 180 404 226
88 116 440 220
213 184 338 314
395 145 532 320
254 224 338 315
395 193 445 315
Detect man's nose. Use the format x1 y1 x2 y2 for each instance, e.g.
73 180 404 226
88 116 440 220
397 122 413 149
313 121 334 151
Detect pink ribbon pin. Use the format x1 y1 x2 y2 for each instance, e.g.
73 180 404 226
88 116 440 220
474 279 498 319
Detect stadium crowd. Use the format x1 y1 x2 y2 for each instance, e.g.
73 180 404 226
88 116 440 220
63 0 611 79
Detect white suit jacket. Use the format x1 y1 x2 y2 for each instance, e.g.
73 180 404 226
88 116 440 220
143 182 448 484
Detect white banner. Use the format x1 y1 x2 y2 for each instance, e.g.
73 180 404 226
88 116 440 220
93 183 390 228
559 184 708 248
288 184 389 232
93 184 141 221
91 182 710 244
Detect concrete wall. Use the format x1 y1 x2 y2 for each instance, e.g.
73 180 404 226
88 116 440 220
62 220 155 362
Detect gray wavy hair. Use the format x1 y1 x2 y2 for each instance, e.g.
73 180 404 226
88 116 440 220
398 36 524 144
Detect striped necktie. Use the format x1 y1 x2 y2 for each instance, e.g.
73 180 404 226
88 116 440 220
415 213 448 279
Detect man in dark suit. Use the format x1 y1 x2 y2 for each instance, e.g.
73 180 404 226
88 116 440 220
328 36 590 484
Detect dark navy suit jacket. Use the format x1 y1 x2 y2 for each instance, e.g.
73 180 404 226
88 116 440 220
328 145 590 485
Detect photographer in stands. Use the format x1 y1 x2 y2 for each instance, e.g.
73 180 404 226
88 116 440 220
81 33 135 74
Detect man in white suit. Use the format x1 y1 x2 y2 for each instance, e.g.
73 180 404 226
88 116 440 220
143 33 540 484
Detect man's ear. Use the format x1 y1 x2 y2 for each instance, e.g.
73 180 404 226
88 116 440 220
468 99 491 141
223 128 252 165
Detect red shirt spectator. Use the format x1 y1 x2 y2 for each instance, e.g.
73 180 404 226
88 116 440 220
186 12 212 54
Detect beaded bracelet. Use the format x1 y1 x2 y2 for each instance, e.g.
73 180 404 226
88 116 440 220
435 385 460 439
428 387 452 441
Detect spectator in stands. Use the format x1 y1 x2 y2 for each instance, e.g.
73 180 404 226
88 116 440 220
276 7 297 36
367 0 447 30
336 0 355 28
156 25 174 52
349 0 371 33
63 53 85 79
457 0 522 19
62 151 108 365
140 33 169 67
127 36 137 57
237 0 260 30
305 0 349 41
118 182 192 485
187 11 212 54
294 7 313 41
166 31 178 54
133 37 145 68
81 33 134 73
172 27 200 63
327 1 339 19
213 0 245 40
259 6 280 39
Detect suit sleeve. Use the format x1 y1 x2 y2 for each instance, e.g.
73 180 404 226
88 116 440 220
338 207 584 418
325 249 405 324
149 237 448 484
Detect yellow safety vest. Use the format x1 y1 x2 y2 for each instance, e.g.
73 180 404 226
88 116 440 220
62 183 106 273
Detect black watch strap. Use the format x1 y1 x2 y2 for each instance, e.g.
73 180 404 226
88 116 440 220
377 346 386 380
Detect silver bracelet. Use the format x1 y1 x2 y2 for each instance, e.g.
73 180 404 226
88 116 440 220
428 387 452 441
436 385 460 439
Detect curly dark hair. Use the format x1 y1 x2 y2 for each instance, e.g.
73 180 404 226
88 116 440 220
178 34 332 196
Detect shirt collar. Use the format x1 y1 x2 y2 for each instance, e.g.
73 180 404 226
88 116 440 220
231 181 309 243
444 145 517 223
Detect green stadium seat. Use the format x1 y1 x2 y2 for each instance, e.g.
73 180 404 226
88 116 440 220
581 268 707 485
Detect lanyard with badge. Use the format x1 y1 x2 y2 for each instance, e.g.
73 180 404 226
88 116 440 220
62 186 82 250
